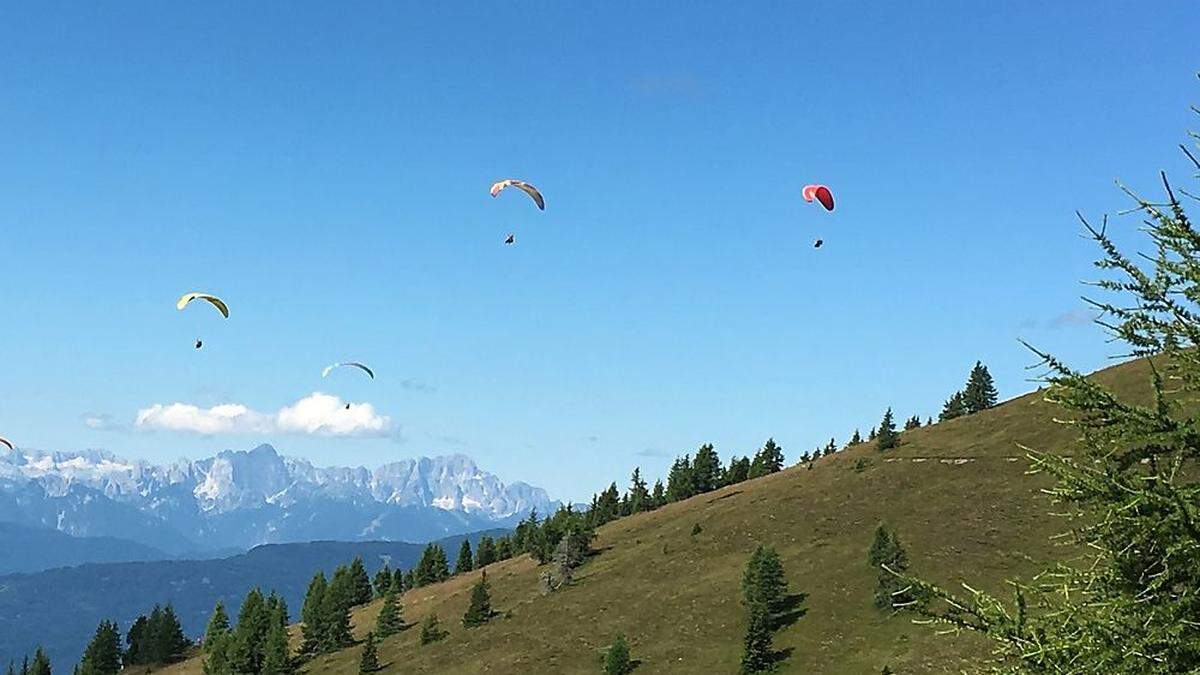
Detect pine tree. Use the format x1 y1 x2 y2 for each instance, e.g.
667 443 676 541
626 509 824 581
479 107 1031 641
824 438 836 456
78 620 121 675
28 650 49 675
875 408 899 451
358 632 379 674
867 525 913 609
650 479 666 507
739 606 774 674
748 439 784 479
691 444 721 493
868 426 877 441
124 615 149 666
602 634 633 675
260 621 293 675
495 536 513 560
474 536 497 568
392 567 406 594
454 539 474 575
156 604 189 663
939 390 967 421
204 601 231 649
347 557 374 606
461 571 495 628
415 544 450 586
898 144 1200 670
372 564 392 599
799 450 811 463
402 569 416 590
300 572 327 654
321 570 354 651
665 455 694 501
419 614 447 645
904 414 921 430
742 545 789 622
961 361 999 413
627 467 651 512
374 587 404 638
850 428 862 445
231 589 270 672
726 456 750 485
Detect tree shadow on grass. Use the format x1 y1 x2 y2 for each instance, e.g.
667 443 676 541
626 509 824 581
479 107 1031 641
771 592 808 631
767 647 795 669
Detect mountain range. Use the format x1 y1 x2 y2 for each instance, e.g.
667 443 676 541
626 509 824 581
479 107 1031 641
0 444 557 557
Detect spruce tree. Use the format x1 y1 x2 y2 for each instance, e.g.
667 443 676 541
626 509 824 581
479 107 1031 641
627 467 651 512
850 428 862 445
231 589 270 672
824 438 836 456
373 564 392 599
868 426 877 441
904 414 921 431
27 650 49 675
897 133 1200 671
260 621 292 675
742 544 789 623
739 606 774 674
748 439 784 478
650 479 666 507
300 572 327 654
454 539 474 575
495 536 513 560
78 620 121 675
204 601 231 648
392 567 406 594
321 570 354 651
875 408 899 451
665 455 694 501
415 544 450 586
374 587 404 638
603 634 633 675
461 571 496 628
474 536 497 568
419 614 447 645
156 604 189 663
726 456 750 485
867 525 912 609
358 632 379 673
939 391 966 421
124 615 148 666
799 450 812 464
347 557 374 606
962 361 999 413
691 444 721 493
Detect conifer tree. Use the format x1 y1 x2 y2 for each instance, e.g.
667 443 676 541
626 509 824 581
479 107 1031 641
627 467 651 512
372 564 392 599
748 439 784 479
27 650 49 675
495 536 513 560
415 544 450 586
904 414 921 430
156 604 190 663
691 444 721 493
867 525 912 609
358 632 379 674
603 634 633 675
392 567 406 594
419 614 447 645
474 536 497 568
742 545 789 623
375 586 404 638
204 601 231 648
961 361 999 413
321 571 354 652
650 479 666 507
454 539 474 575
347 557 374 606
260 621 293 675
799 450 811 464
868 426 877 441
461 571 495 628
124 615 149 666
875 408 899 451
939 390 966 421
300 572 327 655
666 456 694 501
403 568 416 590
726 456 750 485
898 135 1200 671
824 438 836 456
739 606 774 674
78 620 121 675
850 428 862 445
230 589 270 672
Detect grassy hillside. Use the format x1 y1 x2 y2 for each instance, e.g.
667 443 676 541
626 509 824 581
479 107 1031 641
158 358 1154 674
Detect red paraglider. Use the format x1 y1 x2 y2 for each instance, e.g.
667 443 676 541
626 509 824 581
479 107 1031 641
802 184 834 211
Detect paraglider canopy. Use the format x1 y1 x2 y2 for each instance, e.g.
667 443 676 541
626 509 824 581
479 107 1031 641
813 239 823 248
0 437 13 452
504 233 515 245
176 293 229 318
322 362 375 380
195 339 203 350
490 179 545 210
802 184 834 211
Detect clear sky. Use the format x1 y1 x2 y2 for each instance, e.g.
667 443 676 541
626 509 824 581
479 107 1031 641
1 2 1197 501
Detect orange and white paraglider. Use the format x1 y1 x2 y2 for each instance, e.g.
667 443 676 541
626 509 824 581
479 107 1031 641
490 179 545 210
802 184 834 211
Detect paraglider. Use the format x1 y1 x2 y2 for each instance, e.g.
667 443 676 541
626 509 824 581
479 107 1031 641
0 437 12 452
322 362 375 380
802 184 834 211
176 293 229 318
195 339 203 350
490 179 545 210
813 239 823 248
504 233 515 245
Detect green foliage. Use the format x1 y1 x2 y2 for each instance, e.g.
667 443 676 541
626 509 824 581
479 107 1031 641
691 523 703 536
742 545 788 621
962 361 998 414
419 614 447 645
602 634 633 675
650 479 666 507
260 621 293 675
900 129 1200 672
495 536 513 561
391 567 406 594
454 539 474 575
374 587 404 638
230 589 271 673
204 601 231 648
474 536 497 568
461 571 496 628
125 603 189 666
867 525 912 609
725 456 751 486
748 438 784 479
372 564 392 599
692 444 722 493
666 456 694 501
904 414 921 431
347 557 374 606
321 569 355 652
854 458 868 473
875 408 899 451
300 572 327 655
939 390 967 421
414 544 450 587
627 467 651 513
77 619 121 675
850 428 863 445
358 632 379 674
28 649 50 675
739 605 774 674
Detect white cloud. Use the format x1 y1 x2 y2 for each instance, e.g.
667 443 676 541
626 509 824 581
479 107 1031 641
136 393 393 438
82 413 126 432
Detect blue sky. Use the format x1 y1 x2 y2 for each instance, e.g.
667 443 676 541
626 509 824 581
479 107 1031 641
0 2 1197 501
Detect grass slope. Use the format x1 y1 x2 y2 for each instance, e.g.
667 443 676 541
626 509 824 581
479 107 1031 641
159 358 1153 674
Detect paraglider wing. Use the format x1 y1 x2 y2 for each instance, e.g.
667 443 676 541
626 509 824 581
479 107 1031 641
801 184 834 211
490 179 545 210
0 437 12 451
176 293 230 318
322 362 375 380
813 239 823 248
504 233 515 245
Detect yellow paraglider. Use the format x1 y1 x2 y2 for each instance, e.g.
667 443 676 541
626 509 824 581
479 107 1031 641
176 293 229 318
